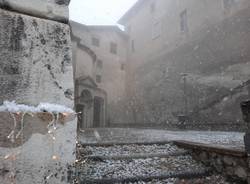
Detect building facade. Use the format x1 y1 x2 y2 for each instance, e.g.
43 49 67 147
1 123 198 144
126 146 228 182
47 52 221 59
70 21 128 127
119 0 250 69
70 0 250 129
118 0 250 129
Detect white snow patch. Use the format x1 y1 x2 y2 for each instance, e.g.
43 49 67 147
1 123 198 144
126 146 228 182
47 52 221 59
0 101 74 113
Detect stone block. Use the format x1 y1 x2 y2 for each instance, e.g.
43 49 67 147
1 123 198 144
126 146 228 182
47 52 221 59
225 166 234 175
0 0 70 22
0 8 76 184
0 8 73 107
235 166 248 179
199 151 208 161
0 112 76 184
223 156 236 166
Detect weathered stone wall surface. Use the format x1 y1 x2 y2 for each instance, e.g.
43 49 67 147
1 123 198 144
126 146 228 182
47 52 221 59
120 6 250 128
175 141 250 183
192 148 249 183
0 0 70 22
0 0 76 183
0 112 76 184
0 8 73 107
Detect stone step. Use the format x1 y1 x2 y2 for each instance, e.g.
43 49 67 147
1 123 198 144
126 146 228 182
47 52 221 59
78 143 184 158
76 155 208 181
76 142 214 184
85 151 189 160
80 140 172 147
78 169 211 184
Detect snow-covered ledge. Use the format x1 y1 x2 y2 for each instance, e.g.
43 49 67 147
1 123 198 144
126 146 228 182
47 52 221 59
0 101 77 184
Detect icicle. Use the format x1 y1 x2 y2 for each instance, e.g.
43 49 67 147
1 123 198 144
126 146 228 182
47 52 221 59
6 112 21 184
54 113 59 131
16 112 28 139
8 113 17 143
45 113 60 181
47 113 55 131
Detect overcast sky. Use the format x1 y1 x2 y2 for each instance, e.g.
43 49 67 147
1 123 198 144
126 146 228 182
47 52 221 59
69 0 137 25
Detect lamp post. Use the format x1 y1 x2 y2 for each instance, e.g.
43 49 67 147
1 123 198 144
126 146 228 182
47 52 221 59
181 73 188 116
177 73 188 125
241 100 250 154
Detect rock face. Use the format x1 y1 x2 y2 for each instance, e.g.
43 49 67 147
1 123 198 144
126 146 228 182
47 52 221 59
0 1 76 183
0 0 70 22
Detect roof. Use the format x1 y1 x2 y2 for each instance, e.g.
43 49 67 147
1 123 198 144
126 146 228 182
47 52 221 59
70 21 128 38
118 0 147 25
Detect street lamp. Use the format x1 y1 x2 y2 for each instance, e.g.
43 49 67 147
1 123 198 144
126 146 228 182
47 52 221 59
241 100 250 154
181 73 188 116
177 73 188 125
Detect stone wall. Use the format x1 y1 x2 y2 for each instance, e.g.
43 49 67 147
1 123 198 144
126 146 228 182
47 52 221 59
0 112 76 184
0 8 73 106
120 5 250 128
0 0 70 23
175 141 250 183
0 0 76 183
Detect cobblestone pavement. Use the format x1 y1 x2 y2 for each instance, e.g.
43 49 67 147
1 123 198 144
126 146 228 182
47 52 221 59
75 143 236 184
79 128 244 150
82 143 184 157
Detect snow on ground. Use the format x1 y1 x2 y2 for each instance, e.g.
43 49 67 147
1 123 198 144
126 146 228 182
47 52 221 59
76 143 232 184
138 175 233 184
79 128 244 150
82 144 184 157
78 154 205 179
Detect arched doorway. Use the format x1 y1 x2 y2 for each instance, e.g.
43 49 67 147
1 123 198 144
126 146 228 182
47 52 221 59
78 89 92 129
75 76 107 128
93 97 105 127
76 104 85 130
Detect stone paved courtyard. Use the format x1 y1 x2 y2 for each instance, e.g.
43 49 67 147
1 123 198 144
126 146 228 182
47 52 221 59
75 142 239 184
75 128 245 183
79 128 244 150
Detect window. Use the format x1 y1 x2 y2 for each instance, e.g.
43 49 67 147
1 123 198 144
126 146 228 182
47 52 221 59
97 60 103 69
152 20 161 39
131 40 135 52
92 37 100 47
110 42 117 54
96 75 102 83
121 63 125 71
223 0 236 10
180 9 188 33
150 2 155 13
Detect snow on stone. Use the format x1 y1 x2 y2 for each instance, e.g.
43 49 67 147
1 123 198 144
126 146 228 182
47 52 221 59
37 102 74 113
0 101 74 113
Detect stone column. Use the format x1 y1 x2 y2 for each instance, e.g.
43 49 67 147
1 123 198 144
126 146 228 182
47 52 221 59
0 0 77 184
